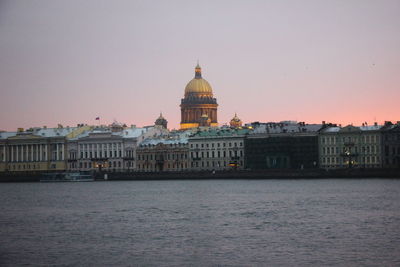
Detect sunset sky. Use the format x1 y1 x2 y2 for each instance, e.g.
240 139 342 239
0 0 399 131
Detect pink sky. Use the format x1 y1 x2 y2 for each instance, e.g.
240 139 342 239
0 0 399 131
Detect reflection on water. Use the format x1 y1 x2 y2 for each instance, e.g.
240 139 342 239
1 179 400 266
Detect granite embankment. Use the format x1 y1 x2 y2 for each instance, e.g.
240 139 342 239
0 169 399 182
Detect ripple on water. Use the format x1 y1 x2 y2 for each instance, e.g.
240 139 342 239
0 179 400 266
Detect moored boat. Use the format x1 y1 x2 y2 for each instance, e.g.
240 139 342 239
40 172 94 182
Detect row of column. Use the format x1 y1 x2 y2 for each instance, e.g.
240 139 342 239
182 108 217 123
78 143 124 159
1 144 65 162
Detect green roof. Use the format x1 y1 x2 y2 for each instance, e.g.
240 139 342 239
191 128 251 138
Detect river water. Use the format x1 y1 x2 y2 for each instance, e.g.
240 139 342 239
1 179 400 266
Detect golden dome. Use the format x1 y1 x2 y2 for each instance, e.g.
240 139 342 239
184 64 213 97
230 113 242 127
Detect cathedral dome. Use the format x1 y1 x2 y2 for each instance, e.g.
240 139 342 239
184 64 213 97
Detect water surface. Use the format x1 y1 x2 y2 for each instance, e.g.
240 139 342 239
1 179 399 266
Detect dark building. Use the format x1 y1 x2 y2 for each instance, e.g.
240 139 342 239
381 121 400 168
244 122 321 169
180 63 218 129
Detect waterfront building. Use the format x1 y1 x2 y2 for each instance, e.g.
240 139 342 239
136 131 190 172
67 124 166 172
188 128 250 171
180 64 218 129
0 125 91 172
319 124 383 169
381 121 400 168
245 122 322 169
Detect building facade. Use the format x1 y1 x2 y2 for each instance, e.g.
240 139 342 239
188 128 250 171
245 122 321 169
180 64 218 129
66 125 166 172
136 135 189 172
381 121 400 168
0 125 91 172
319 124 383 169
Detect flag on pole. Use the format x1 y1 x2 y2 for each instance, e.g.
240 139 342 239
95 117 100 120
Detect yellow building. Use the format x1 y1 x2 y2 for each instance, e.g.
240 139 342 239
0 125 91 173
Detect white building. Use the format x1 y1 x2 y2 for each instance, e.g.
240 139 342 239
188 128 251 171
319 124 383 169
67 124 166 172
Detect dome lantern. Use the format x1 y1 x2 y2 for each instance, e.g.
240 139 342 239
195 62 202 79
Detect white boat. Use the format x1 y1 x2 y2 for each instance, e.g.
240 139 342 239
40 172 94 182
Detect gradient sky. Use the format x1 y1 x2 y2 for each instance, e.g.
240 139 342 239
1 0 399 131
